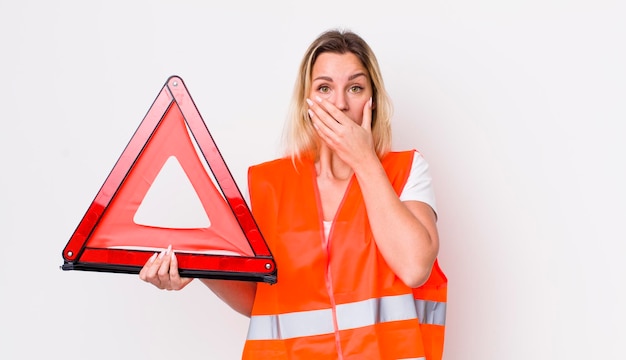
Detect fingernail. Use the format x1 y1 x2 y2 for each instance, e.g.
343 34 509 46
158 248 166 259
166 244 172 255
149 252 158 263
307 109 314 118
315 96 322 103
306 98 313 106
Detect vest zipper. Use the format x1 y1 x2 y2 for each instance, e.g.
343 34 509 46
322 223 343 360
314 164 356 359
313 166 347 359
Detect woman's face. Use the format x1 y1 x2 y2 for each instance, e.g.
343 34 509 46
309 52 373 126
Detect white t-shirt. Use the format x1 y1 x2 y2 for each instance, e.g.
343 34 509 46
399 151 437 213
323 151 437 238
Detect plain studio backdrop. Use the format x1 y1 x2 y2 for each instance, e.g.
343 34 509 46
1 1 625 359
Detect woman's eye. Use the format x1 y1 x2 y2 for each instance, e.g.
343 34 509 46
319 86 330 93
350 86 363 93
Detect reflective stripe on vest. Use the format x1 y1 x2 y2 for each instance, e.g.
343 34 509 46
247 293 446 341
415 299 446 326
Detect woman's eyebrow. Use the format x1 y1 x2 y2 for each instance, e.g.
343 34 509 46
312 75 333 82
312 73 367 82
348 72 367 81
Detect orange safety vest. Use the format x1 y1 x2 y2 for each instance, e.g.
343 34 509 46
244 151 447 360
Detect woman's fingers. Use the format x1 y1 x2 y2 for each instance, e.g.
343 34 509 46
307 97 344 130
361 97 373 131
156 245 173 287
139 245 185 290
139 252 158 281
306 98 344 147
140 250 166 288
168 251 192 290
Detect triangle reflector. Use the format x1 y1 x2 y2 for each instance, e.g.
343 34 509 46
61 76 277 283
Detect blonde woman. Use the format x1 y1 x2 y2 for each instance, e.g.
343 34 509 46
141 29 447 360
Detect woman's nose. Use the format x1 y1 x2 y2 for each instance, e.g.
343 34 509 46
331 92 348 111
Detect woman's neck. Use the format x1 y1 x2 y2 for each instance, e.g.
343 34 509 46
315 145 353 222
316 145 353 181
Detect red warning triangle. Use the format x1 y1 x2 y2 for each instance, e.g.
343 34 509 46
61 76 276 283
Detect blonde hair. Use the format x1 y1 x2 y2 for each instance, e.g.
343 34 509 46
283 29 393 161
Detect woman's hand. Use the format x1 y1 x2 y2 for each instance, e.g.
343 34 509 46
138 245 255 316
307 96 377 170
139 245 193 290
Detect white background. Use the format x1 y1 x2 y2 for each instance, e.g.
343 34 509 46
1 1 625 359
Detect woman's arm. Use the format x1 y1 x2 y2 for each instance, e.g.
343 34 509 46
199 279 256 317
308 97 439 288
354 161 439 288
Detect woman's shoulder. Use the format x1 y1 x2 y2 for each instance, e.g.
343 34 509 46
383 149 434 177
385 149 431 163
248 156 314 189
382 149 417 163
249 156 292 171
248 156 311 180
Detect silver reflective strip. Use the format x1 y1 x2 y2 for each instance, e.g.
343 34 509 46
415 299 446 326
247 308 334 340
248 294 419 340
337 294 417 330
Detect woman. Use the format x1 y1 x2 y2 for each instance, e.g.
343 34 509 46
140 29 447 360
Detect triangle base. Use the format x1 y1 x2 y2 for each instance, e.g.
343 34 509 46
60 261 277 283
